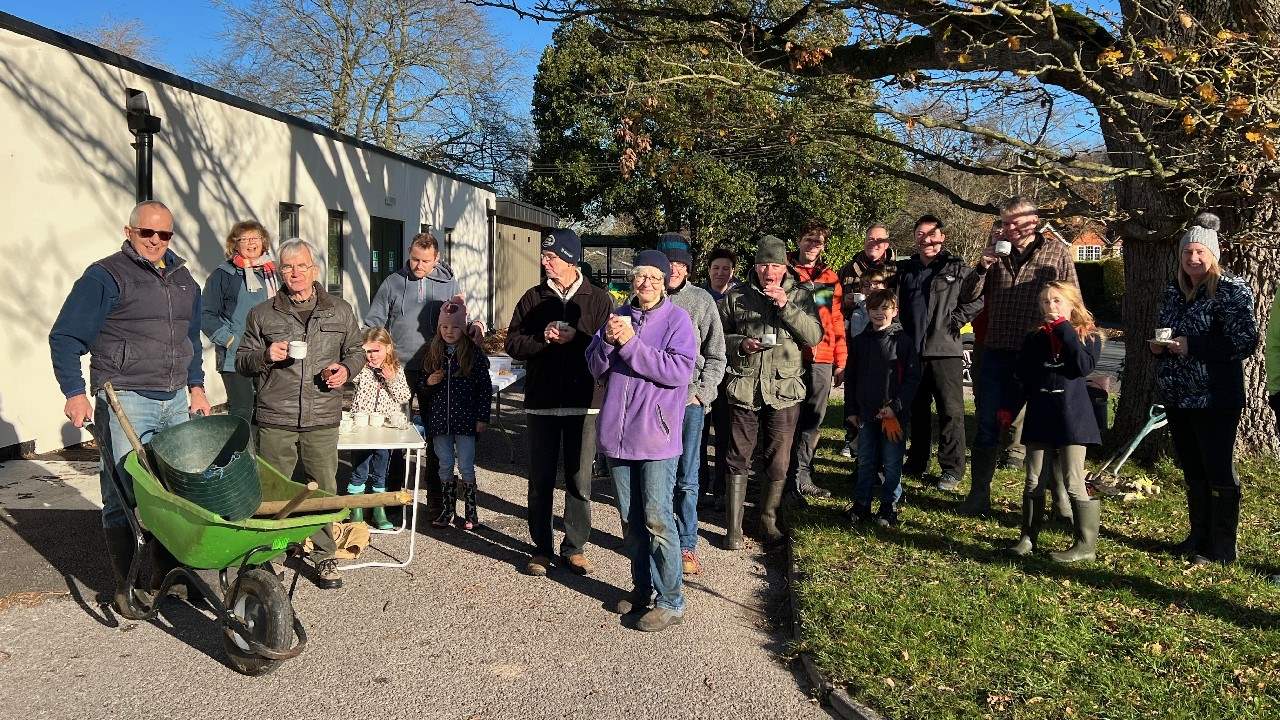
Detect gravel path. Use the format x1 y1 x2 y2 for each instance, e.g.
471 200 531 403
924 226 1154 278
0 410 828 719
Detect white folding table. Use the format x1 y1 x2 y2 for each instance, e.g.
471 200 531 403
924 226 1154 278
488 369 525 463
336 423 425 570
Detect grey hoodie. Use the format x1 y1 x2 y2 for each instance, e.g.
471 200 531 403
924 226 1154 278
667 280 727 405
365 263 460 370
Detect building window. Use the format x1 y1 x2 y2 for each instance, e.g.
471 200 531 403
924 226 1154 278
1077 245 1101 261
279 202 301 242
327 210 346 293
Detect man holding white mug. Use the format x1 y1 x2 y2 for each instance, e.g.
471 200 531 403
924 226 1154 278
962 197 1079 515
717 235 823 549
237 239 365 588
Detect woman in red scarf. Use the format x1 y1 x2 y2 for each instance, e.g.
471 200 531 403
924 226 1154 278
1005 281 1103 562
201 220 279 424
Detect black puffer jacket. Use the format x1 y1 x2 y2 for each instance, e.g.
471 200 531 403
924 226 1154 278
236 284 366 429
1153 274 1258 410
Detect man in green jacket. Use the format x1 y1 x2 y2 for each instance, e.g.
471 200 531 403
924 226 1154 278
718 235 824 549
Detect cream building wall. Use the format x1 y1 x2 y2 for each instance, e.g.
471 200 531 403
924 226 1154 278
0 14 497 455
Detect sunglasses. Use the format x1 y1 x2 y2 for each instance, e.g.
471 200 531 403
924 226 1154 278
132 226 174 241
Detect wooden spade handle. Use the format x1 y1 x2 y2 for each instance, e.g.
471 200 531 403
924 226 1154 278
102 382 161 488
253 489 413 517
271 481 318 520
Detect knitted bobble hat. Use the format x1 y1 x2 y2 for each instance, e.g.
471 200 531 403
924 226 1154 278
1180 212 1222 260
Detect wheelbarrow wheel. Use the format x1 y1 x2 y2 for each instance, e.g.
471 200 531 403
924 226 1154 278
222 567 294 676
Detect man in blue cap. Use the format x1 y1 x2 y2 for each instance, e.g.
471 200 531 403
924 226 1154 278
505 228 615 577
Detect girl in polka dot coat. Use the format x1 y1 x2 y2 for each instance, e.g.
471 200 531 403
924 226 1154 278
415 302 492 529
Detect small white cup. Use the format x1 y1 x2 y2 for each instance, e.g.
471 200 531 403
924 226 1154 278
1155 327 1173 342
339 419 354 434
850 292 866 304
617 315 632 328
353 412 369 427
368 412 385 428
761 332 778 347
556 321 571 332
387 411 407 428
288 340 308 359
994 240 1013 257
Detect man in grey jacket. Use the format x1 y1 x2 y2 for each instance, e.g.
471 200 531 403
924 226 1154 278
663 242 727 575
365 232 484 378
237 239 365 589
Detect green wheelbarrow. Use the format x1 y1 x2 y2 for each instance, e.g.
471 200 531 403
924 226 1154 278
113 449 346 675
88 388 347 676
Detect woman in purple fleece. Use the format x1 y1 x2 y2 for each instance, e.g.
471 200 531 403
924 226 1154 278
587 249 697 633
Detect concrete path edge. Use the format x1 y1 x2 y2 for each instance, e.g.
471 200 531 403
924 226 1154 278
786 541 889 720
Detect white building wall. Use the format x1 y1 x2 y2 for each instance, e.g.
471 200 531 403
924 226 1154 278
0 22 495 454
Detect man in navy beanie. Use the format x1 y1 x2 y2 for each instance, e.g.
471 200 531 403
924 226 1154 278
506 227 614 577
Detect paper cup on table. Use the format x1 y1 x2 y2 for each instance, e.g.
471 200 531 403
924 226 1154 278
339 419 354 434
1154 327 1173 342
368 412 385 428
288 340 308 359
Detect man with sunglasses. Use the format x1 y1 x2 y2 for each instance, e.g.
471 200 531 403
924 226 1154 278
50 200 211 617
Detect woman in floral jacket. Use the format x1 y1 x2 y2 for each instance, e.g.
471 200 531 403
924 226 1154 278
1149 213 1258 566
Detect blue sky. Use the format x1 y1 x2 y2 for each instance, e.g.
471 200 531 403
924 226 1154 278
1 1 555 112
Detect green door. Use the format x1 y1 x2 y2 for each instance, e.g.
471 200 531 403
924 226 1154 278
369 216 404 302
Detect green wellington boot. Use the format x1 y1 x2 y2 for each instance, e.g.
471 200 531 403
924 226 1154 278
369 506 393 531
1050 497 1100 563
722 474 748 550
347 483 366 524
1009 492 1044 556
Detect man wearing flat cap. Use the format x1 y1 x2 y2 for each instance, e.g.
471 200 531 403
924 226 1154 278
717 235 823 549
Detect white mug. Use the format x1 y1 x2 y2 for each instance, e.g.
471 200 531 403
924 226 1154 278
353 412 369 427
368 412 385 428
387 411 407 428
994 240 1013 257
288 340 308 359
1155 327 1173 341
761 332 778 347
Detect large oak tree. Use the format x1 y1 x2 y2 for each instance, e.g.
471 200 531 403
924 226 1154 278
483 0 1280 454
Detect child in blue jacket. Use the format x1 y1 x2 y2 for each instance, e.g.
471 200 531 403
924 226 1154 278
415 302 492 529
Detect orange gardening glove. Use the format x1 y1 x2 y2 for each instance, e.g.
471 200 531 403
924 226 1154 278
881 414 903 443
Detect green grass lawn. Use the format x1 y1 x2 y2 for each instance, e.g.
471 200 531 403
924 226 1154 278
792 396 1280 719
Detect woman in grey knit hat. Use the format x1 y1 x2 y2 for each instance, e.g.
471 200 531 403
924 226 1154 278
1149 212 1258 566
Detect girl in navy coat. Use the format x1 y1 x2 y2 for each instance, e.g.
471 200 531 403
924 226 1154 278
416 302 492 529
1006 281 1102 562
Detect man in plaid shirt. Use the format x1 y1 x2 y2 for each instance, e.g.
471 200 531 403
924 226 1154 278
960 197 1079 515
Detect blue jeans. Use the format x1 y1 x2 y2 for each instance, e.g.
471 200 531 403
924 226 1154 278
434 434 477 486
94 390 191 528
855 418 906 509
610 457 684 613
671 403 706 552
347 449 390 493
974 348 1022 448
